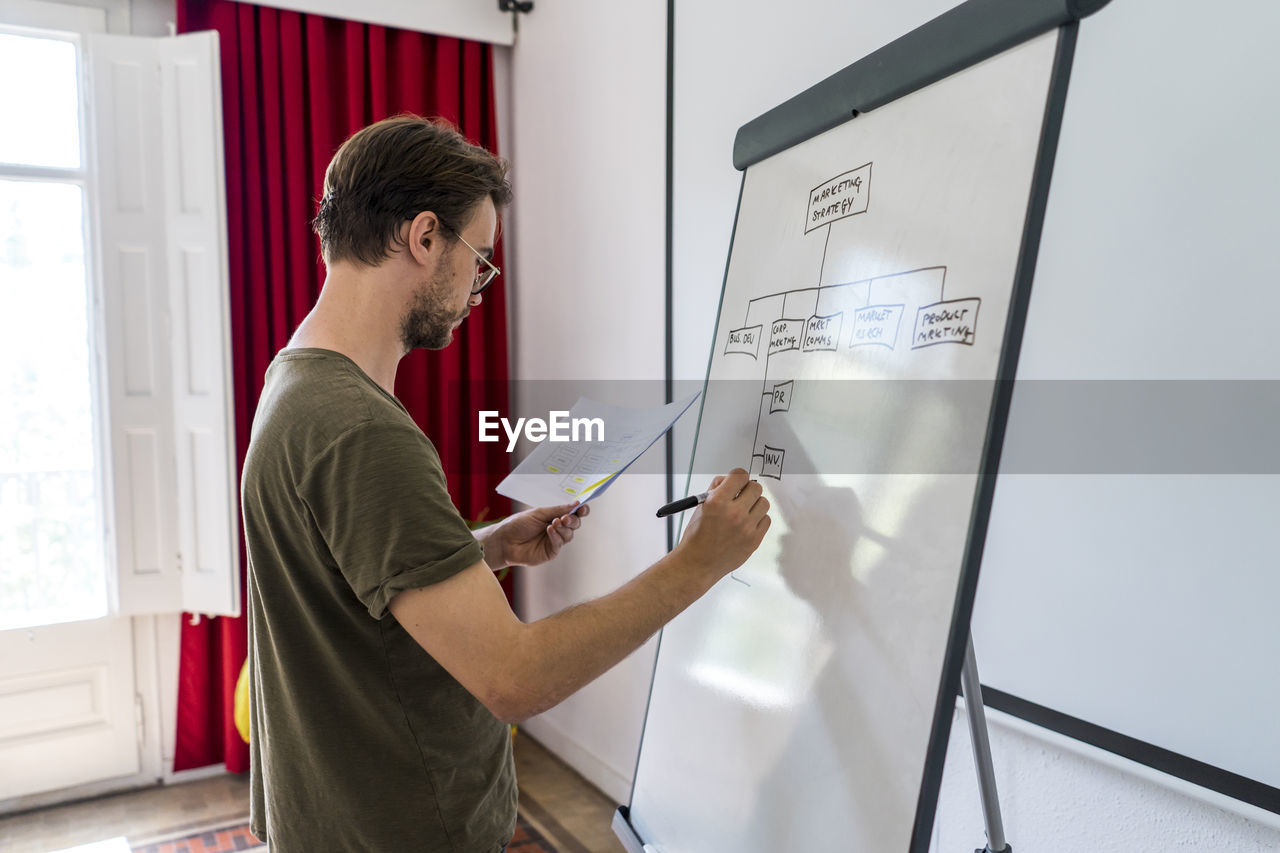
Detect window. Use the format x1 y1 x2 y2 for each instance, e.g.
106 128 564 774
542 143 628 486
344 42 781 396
0 17 240 624
0 29 109 630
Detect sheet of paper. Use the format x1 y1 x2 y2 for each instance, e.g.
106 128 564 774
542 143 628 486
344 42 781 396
496 391 700 508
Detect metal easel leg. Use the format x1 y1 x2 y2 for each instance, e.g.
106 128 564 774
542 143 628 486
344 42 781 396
961 636 1011 853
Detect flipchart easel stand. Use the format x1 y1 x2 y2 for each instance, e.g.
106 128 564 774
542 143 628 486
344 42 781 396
961 636 1010 853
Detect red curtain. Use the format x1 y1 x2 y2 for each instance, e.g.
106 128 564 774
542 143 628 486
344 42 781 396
173 0 512 773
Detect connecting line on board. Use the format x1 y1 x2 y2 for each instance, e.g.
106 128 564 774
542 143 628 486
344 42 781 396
744 290 783 326
818 222 832 286
739 263 953 466
867 267 944 306
753 223 834 466
748 223 835 469
744 265 947 305
749 289 813 303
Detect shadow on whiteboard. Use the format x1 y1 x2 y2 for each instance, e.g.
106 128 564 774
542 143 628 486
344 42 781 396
669 421 976 848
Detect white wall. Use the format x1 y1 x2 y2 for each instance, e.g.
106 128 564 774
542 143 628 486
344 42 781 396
0 0 167 35
507 0 669 804
935 707 1280 852
510 0 1280 850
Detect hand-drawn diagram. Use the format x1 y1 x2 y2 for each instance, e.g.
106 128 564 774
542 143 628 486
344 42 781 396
723 163 981 480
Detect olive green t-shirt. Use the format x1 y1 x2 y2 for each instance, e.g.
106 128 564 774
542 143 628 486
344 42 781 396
241 348 516 853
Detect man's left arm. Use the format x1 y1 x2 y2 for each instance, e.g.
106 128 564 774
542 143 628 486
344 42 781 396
474 502 590 570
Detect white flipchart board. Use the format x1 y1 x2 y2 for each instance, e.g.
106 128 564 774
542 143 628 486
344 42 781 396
623 26 1069 853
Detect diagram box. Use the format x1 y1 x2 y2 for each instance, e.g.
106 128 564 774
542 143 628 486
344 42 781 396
802 312 843 351
769 318 805 355
850 303 905 349
761 445 785 480
725 325 763 359
769 380 794 413
805 162 872 233
912 298 980 348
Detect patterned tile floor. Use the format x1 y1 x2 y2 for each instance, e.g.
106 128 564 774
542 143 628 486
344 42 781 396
507 813 556 853
129 820 265 852
127 814 558 853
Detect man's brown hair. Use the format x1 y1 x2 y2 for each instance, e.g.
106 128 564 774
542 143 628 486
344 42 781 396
312 115 512 266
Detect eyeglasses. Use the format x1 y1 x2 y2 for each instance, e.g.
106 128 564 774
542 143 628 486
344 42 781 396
448 229 501 295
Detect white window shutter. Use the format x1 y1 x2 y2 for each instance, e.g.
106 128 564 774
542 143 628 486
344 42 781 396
88 33 180 616
158 34 240 618
87 32 239 617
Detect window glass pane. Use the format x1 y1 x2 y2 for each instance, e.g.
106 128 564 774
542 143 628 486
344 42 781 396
0 33 82 169
0 179 107 629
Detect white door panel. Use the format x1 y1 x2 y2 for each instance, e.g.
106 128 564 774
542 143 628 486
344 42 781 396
0 618 138 803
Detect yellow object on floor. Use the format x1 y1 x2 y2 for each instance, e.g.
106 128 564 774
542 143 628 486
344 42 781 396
234 659 250 743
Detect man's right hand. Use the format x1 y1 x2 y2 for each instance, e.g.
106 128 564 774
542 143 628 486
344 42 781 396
391 466 772 723
674 468 771 581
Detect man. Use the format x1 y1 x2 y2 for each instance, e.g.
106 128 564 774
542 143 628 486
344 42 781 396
241 115 771 852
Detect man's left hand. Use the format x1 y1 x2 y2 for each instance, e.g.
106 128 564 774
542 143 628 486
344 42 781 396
482 502 590 569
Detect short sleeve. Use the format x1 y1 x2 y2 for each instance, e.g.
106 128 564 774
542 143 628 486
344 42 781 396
298 420 485 619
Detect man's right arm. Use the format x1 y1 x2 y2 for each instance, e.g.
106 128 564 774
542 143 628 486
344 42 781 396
388 469 769 723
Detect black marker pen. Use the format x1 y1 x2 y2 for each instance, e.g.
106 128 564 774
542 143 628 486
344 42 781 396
655 491 710 518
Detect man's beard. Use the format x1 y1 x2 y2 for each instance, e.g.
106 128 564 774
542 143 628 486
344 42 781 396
400 272 467 351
